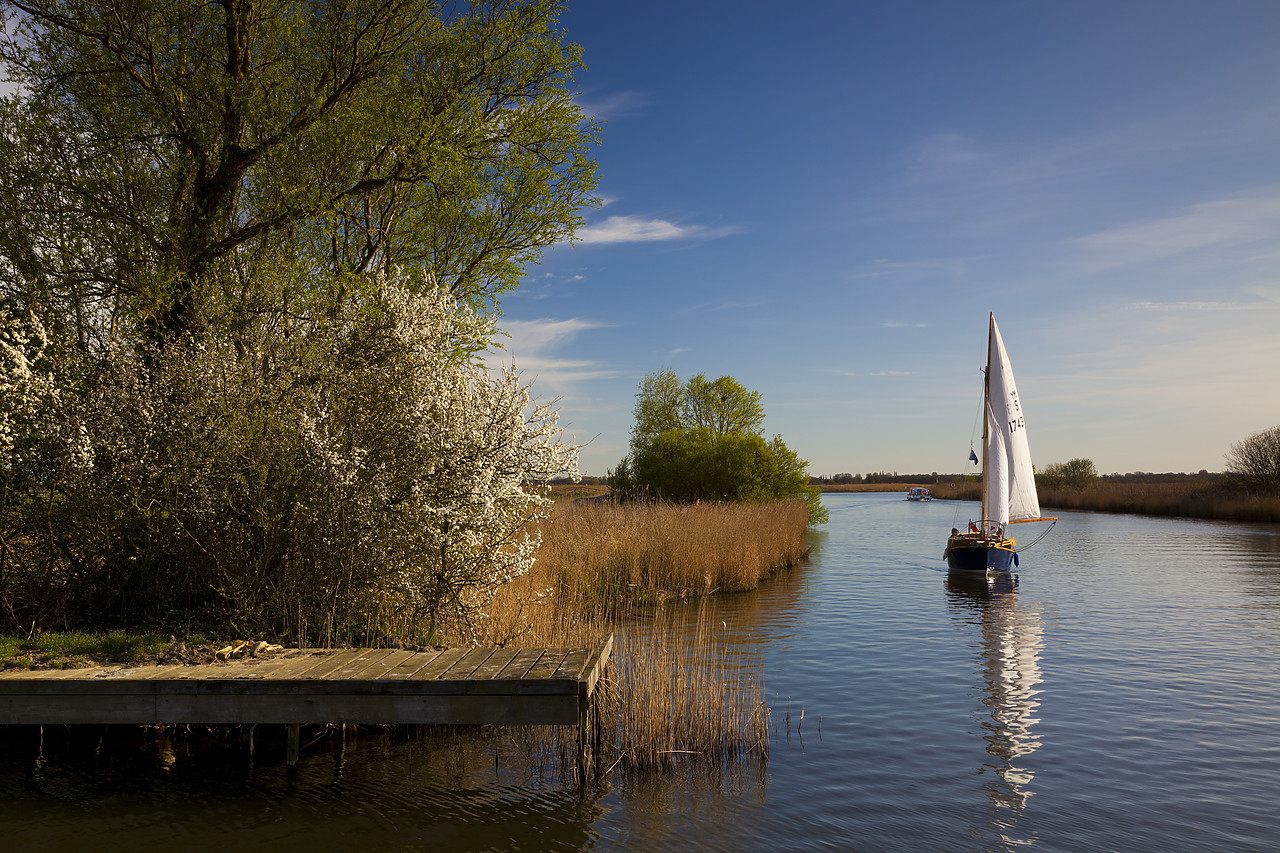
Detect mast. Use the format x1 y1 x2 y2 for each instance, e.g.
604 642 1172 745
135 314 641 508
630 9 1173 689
980 313 993 526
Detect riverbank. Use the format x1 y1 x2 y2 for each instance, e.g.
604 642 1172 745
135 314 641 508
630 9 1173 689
854 479 1280 523
2 498 807 772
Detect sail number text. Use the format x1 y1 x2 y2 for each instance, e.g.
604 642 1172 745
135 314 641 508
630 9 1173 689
1007 390 1023 432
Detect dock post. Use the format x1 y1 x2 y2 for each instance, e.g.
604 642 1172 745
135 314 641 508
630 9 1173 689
576 686 591 783
286 724 300 767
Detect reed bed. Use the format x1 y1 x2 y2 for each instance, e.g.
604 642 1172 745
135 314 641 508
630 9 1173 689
596 603 769 771
456 498 802 776
934 479 1280 523
534 499 811 615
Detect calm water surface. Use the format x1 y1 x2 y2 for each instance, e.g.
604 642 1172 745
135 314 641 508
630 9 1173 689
3 492 1279 851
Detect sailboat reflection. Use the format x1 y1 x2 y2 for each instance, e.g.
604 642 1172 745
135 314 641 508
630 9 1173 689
946 572 1045 840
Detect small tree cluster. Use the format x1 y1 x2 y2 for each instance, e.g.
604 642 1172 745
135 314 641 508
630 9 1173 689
610 370 825 525
1038 458 1099 490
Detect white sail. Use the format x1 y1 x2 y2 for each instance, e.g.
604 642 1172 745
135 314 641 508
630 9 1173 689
983 315 1042 524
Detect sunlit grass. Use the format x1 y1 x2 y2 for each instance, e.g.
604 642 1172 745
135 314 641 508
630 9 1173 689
0 630 171 667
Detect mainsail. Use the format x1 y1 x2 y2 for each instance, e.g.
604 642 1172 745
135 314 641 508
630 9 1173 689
983 315 1043 525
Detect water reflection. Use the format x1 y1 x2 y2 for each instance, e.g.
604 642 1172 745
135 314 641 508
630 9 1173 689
946 573 1045 848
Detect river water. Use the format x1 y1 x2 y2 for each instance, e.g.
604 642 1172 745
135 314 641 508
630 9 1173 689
2 492 1279 851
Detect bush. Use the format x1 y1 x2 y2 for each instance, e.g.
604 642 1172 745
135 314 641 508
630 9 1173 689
1037 457 1098 490
616 428 826 525
1225 425 1280 495
0 271 576 642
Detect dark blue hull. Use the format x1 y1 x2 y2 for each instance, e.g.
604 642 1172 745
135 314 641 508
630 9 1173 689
945 540 1017 572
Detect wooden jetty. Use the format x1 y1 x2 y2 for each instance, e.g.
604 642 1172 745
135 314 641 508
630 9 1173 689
0 636 613 773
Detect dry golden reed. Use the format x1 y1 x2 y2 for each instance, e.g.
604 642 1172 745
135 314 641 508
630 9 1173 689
596 603 769 770
458 498 802 774
933 479 1280 522
534 499 811 615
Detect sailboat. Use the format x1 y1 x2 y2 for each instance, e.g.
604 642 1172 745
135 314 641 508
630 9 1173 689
945 314 1056 573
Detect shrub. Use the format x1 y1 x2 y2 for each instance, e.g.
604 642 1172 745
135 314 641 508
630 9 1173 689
0 271 576 642
1225 425 1280 495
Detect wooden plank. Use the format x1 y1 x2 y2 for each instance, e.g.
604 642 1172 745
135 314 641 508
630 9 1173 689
343 648 419 679
523 650 568 680
0 666 114 681
376 649 445 680
441 648 496 680
238 651 343 680
319 649 402 680
581 634 614 698
136 663 209 680
552 649 590 680
191 653 327 680
0 693 164 724
469 648 520 681
0 691 580 727
0 673 199 696
495 648 546 680
151 693 582 726
281 649 371 680
412 647 470 680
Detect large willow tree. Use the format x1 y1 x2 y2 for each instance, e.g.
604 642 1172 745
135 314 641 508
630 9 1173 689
0 0 597 343
0 0 593 638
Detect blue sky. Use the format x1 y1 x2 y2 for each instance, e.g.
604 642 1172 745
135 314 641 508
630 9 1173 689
496 0 1280 478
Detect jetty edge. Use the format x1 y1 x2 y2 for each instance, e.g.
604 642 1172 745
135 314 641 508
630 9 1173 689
0 635 613 778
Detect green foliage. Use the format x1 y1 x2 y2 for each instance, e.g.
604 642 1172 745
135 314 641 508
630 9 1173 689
683 374 765 438
612 372 825 525
1225 425 1280 494
629 368 686 452
628 369 767 449
0 1 594 639
1038 457 1098 490
0 0 598 341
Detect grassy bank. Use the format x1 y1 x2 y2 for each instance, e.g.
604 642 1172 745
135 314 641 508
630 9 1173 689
931 479 1280 523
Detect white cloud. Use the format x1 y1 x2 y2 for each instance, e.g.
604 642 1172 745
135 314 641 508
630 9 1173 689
573 215 739 245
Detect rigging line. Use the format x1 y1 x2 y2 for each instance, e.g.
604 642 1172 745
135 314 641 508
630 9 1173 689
1014 520 1056 553
968 367 984 460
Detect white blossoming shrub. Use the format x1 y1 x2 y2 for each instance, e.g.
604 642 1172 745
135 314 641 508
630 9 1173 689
0 304 55 457
0 272 576 641
309 276 579 640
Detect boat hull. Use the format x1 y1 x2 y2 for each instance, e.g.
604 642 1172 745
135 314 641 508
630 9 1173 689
945 538 1017 572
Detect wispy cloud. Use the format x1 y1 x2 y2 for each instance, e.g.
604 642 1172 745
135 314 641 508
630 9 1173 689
852 258 969 281
1072 188 1280 270
491 317 616 390
498 317 609 353
573 215 740 245
1128 300 1258 312
576 90 651 121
